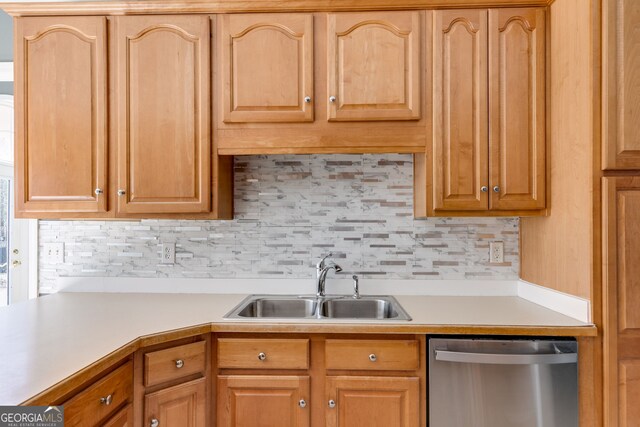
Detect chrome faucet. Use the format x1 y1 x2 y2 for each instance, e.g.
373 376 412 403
316 253 342 297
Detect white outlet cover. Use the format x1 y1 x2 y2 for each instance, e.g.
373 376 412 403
161 243 175 264
44 242 64 264
489 241 504 264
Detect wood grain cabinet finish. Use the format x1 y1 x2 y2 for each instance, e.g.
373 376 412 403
63 362 133 427
488 8 545 211
325 339 419 371
419 7 546 217
14 16 108 215
327 11 421 121
217 375 310 427
432 9 489 211
603 0 640 170
144 377 206 427
603 177 640 427
144 341 206 387
217 338 309 370
102 404 134 427
115 15 211 214
221 13 314 123
325 376 419 427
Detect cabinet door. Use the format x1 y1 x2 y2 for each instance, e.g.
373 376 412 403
326 376 419 427
603 0 640 170
489 8 545 211
115 15 210 214
217 375 310 427
603 177 640 427
327 11 421 121
221 14 313 123
432 10 489 211
103 404 133 427
14 17 107 214
145 378 206 427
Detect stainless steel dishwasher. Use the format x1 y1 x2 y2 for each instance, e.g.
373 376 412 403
429 338 578 427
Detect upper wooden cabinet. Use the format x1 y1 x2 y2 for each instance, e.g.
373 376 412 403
416 8 546 217
432 9 488 211
115 15 211 214
14 16 108 214
221 14 314 123
488 8 546 211
603 0 640 170
327 11 421 121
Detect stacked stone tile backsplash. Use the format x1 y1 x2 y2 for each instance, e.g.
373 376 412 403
38 154 519 293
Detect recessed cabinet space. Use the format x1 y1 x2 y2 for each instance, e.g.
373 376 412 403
327 11 421 121
115 15 212 215
14 16 108 215
221 13 314 123
415 8 546 217
602 0 640 170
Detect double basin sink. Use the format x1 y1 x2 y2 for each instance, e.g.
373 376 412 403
225 295 411 321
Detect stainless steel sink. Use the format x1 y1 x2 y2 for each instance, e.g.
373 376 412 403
225 295 411 321
234 297 318 318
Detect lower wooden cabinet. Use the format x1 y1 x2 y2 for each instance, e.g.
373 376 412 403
144 378 206 427
217 375 310 427
102 404 134 427
325 376 420 427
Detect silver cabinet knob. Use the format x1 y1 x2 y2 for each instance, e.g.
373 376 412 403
100 394 112 406
175 359 184 369
299 399 307 408
150 419 159 427
328 399 336 408
481 186 488 193
329 96 336 103
94 188 104 195
369 354 377 362
304 96 312 103
493 186 500 193
117 189 126 196
258 352 266 361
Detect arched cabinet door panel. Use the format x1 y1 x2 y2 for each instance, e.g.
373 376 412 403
327 11 422 122
15 16 108 214
432 10 488 211
221 13 314 123
489 8 546 211
115 15 211 214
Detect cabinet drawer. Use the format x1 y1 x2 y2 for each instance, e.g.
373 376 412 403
218 338 309 370
325 340 419 371
64 361 133 427
144 341 206 387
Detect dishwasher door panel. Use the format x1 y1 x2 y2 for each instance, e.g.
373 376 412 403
428 338 578 427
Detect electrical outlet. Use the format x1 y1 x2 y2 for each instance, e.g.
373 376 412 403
161 243 175 264
44 243 64 264
489 241 504 264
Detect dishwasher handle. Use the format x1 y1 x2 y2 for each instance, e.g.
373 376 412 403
434 349 577 365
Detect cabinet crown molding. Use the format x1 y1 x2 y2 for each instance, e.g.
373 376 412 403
1 0 553 17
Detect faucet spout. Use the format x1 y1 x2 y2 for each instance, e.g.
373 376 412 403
316 255 342 297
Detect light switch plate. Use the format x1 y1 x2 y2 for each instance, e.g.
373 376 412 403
44 243 64 264
161 243 175 264
489 241 504 264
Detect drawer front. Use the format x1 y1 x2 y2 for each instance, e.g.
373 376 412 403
325 339 419 371
218 338 309 370
64 361 133 427
144 341 206 387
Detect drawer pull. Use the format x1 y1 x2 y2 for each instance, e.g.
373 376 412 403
299 399 307 408
369 354 377 362
150 418 159 427
258 352 267 361
175 359 184 369
328 399 336 408
100 394 113 406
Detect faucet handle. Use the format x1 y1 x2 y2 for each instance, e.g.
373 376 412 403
317 252 334 269
352 275 360 299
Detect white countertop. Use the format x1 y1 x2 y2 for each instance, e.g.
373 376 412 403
0 292 593 405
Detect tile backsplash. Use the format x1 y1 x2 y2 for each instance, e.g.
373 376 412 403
38 154 519 294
